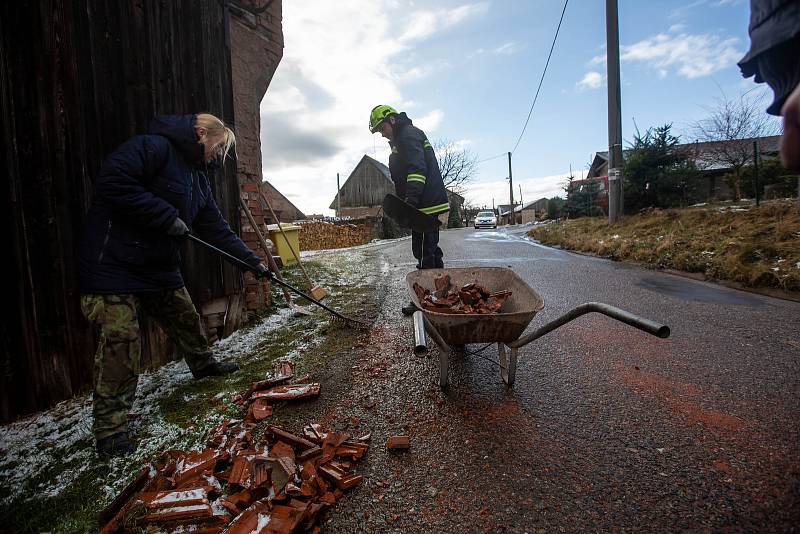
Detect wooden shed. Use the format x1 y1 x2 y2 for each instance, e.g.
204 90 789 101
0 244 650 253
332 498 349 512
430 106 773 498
330 155 396 218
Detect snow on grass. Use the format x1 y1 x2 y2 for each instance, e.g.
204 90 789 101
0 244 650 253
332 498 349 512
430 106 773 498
0 308 299 505
0 248 382 511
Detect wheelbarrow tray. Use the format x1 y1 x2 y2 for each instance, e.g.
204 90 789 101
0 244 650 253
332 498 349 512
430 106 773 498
406 267 544 344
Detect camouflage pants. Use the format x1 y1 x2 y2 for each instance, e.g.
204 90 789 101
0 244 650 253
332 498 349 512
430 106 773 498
80 287 215 440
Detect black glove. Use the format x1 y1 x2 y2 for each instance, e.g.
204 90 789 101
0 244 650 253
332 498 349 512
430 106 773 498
167 217 189 236
254 263 272 279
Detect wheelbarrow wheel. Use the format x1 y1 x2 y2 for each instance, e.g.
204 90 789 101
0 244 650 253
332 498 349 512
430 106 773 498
498 343 517 387
439 349 449 388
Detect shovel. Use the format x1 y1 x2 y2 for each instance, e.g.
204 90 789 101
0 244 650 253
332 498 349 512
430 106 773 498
382 194 441 233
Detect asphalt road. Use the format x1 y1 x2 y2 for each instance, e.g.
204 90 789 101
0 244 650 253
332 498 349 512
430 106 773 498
313 226 800 533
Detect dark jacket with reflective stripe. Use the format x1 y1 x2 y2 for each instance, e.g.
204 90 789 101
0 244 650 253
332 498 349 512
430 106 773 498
388 113 449 215
78 114 261 294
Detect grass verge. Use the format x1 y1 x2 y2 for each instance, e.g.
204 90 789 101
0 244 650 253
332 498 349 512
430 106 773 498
528 201 800 292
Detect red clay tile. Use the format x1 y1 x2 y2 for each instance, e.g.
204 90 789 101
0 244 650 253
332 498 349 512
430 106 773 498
297 446 322 463
245 398 273 423
386 435 411 450
172 449 222 487
140 487 210 509
222 501 271 534
250 383 321 402
266 425 318 451
143 503 214 523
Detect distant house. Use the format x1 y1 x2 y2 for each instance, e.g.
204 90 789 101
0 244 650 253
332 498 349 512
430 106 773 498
330 154 466 226
497 204 515 225
330 155 395 218
262 180 306 222
586 135 782 202
514 198 549 224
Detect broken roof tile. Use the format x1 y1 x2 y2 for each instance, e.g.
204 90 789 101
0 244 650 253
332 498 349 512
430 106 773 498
140 487 210 509
143 503 214 523
386 435 411 450
250 383 321 402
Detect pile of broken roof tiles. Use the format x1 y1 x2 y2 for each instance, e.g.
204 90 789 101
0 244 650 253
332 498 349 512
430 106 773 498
413 273 512 314
100 369 369 534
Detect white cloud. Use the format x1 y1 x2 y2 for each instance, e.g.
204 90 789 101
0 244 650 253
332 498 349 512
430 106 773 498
581 30 742 82
261 1 487 215
415 109 445 132
400 2 490 43
576 71 604 91
469 41 522 58
621 32 742 78
493 42 521 55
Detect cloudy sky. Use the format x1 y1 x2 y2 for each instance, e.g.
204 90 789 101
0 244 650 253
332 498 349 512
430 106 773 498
261 0 766 215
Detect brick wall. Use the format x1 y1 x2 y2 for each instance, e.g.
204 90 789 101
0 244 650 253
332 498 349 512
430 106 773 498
229 1 284 318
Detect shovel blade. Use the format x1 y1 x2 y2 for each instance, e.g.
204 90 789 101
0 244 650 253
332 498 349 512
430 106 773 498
310 285 329 301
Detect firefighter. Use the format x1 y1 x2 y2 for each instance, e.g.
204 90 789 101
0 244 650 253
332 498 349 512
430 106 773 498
369 105 449 315
78 113 269 457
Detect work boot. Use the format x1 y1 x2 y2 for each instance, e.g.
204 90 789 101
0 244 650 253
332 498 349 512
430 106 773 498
97 432 136 458
401 301 419 316
192 360 240 379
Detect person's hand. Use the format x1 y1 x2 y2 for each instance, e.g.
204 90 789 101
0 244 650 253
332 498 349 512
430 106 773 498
167 217 189 236
254 263 272 279
781 83 800 171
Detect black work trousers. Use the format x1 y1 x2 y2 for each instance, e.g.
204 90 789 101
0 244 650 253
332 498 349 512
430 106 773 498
411 229 443 269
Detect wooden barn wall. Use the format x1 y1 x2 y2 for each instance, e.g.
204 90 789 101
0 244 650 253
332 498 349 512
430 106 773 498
0 0 244 421
338 161 396 208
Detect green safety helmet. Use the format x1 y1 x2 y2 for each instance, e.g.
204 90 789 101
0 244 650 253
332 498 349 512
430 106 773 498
369 104 398 133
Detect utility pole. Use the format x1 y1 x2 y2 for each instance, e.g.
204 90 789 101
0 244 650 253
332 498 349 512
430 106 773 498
606 0 624 224
507 152 514 210
336 172 341 217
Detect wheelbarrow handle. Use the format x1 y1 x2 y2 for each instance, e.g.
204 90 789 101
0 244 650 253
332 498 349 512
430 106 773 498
507 302 670 349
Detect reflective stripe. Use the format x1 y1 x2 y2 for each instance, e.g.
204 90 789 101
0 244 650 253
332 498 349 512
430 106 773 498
407 173 426 184
420 203 449 214
423 140 432 148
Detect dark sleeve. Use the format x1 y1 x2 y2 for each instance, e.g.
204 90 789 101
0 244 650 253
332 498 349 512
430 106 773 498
388 149 406 199
94 135 178 231
401 128 428 207
192 179 261 269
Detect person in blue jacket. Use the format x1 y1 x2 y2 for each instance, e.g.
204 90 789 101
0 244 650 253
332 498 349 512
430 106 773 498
77 113 268 456
369 105 450 315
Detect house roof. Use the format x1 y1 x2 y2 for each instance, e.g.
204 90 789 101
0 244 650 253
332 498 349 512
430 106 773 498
588 135 782 176
514 197 549 212
329 155 393 210
446 189 465 203
263 180 306 220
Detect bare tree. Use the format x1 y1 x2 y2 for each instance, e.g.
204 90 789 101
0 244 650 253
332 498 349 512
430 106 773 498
434 139 478 195
691 91 782 200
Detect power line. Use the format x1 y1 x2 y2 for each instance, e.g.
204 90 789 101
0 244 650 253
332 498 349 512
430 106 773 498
476 152 507 164
511 0 569 155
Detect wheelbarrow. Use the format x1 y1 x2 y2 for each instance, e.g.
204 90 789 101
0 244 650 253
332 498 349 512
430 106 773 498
407 267 670 387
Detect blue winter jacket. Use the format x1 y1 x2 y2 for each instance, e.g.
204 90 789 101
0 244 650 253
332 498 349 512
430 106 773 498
387 113 449 216
78 114 261 293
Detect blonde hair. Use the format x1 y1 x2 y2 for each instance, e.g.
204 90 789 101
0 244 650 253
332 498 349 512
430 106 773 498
195 112 236 160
